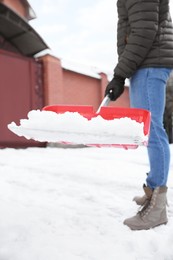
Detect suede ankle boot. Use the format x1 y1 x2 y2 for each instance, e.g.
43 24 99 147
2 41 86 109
124 186 168 230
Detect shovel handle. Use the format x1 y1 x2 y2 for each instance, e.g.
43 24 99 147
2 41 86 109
96 95 111 114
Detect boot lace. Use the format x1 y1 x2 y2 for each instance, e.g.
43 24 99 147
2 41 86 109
138 187 159 218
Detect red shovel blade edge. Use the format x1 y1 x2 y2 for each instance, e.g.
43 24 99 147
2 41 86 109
42 105 151 137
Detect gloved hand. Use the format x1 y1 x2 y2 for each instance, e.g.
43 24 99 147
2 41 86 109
105 75 125 101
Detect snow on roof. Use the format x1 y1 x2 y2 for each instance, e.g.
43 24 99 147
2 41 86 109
61 59 130 87
61 59 102 79
24 0 36 20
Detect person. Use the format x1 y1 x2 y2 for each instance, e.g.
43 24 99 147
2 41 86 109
105 0 173 230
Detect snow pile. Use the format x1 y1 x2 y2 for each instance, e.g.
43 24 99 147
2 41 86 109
8 110 148 146
0 146 173 260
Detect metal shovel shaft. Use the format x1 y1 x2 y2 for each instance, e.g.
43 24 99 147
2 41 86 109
96 95 110 114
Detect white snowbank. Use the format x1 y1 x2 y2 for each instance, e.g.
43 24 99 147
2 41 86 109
8 110 148 146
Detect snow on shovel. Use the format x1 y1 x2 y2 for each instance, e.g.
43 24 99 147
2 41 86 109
8 95 151 149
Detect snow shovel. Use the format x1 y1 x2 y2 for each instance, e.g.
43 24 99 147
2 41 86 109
41 94 151 149
8 94 151 149
8 93 151 149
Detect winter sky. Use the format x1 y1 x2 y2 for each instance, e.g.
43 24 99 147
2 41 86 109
29 0 173 74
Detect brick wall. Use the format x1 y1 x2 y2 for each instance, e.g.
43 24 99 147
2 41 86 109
40 55 63 105
40 54 130 110
63 70 101 110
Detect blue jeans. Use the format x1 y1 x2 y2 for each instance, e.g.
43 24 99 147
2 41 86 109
130 68 172 189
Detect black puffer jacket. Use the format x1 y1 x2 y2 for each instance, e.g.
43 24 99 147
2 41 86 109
114 0 173 79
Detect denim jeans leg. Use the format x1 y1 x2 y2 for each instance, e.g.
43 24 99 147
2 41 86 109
130 68 172 189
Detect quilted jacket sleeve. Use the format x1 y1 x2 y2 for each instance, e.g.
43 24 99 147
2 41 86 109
114 0 160 78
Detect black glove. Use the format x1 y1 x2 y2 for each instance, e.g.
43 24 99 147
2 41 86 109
105 75 125 101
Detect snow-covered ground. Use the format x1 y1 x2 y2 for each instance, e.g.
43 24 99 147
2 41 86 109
0 145 173 260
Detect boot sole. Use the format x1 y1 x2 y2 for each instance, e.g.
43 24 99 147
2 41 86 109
127 220 168 231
